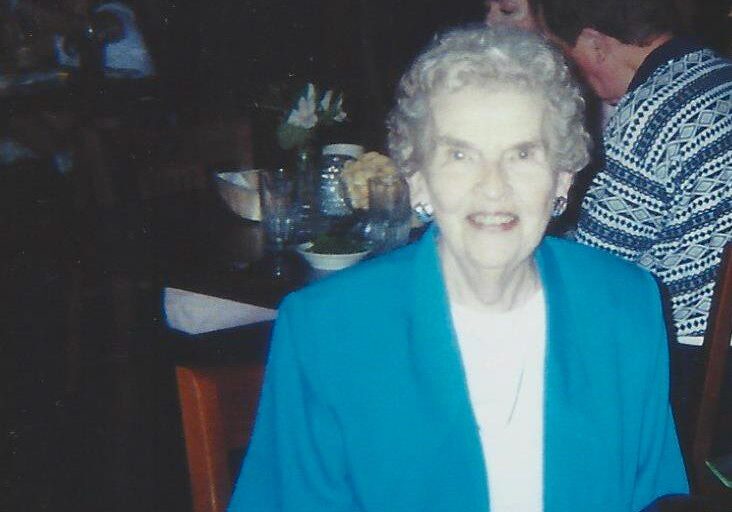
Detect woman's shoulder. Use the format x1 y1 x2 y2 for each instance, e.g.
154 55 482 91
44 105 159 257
544 235 665 313
540 236 662 312
541 238 668 354
543 236 652 280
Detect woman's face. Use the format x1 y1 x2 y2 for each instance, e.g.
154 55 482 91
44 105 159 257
484 0 539 31
410 87 571 273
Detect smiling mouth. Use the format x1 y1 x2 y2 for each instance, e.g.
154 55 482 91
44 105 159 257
467 212 518 231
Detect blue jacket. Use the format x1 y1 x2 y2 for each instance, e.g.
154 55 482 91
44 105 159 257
229 228 688 511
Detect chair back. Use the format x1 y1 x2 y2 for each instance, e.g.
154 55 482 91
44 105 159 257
689 242 732 493
176 362 265 512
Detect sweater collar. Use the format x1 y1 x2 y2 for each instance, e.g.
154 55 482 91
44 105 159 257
627 36 707 93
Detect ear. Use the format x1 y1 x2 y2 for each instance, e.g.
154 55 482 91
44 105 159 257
556 170 574 199
407 171 431 208
576 27 611 64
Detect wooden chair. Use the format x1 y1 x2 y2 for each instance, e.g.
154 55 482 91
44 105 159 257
689 242 732 496
176 361 265 512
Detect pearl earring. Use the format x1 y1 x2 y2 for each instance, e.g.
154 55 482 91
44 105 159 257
551 196 568 217
413 202 434 223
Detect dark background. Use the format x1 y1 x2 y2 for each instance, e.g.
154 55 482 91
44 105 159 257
2 1 730 511
156 0 482 150
135 0 731 163
148 0 730 134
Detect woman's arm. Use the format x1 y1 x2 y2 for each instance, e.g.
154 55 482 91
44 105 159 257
228 295 356 511
631 273 689 511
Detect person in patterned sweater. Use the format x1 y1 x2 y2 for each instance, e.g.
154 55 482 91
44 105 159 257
537 0 731 450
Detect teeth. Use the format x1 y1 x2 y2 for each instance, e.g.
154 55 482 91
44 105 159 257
470 213 515 225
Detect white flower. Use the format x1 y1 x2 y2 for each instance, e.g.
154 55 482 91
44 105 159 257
286 84 317 129
275 82 347 150
320 89 333 111
333 94 347 122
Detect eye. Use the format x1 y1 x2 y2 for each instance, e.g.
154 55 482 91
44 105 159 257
451 149 466 161
506 143 542 163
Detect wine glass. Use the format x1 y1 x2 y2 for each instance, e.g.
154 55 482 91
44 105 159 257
259 168 298 279
363 174 411 254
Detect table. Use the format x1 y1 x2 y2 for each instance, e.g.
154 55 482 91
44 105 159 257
86 187 301 355
159 196 306 308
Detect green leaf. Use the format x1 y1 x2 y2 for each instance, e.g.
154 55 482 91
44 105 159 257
277 123 311 151
309 234 367 254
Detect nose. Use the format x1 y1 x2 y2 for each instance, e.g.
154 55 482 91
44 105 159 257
476 160 510 200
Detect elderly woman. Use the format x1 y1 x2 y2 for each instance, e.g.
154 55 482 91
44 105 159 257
228 27 688 512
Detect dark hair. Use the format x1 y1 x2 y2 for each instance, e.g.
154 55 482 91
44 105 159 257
538 0 677 46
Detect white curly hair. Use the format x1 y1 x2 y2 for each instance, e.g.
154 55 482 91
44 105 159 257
387 25 591 177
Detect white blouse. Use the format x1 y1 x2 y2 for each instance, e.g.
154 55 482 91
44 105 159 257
451 288 546 512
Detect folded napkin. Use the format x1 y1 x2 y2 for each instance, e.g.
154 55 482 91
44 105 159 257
164 287 277 335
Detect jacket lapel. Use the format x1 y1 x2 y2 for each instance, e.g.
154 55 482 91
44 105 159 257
537 239 596 511
407 226 478 431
